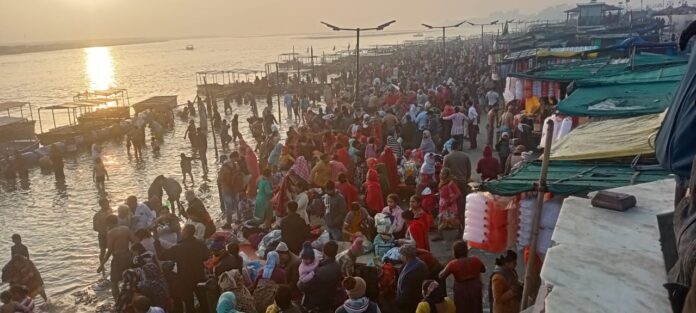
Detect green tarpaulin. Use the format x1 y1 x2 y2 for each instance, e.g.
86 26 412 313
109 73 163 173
509 54 688 82
557 81 677 117
578 64 686 86
557 65 684 117
481 161 671 196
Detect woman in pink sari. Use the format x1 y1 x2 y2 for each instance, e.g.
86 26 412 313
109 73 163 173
434 167 461 241
290 156 310 183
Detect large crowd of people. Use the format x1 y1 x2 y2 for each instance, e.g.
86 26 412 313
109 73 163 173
2 38 537 313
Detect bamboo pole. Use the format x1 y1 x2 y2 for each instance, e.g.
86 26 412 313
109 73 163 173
202 76 219 161
521 119 555 310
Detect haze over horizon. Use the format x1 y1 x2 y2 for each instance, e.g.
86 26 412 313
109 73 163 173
0 0 667 44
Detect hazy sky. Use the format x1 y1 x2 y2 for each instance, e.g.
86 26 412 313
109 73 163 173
0 0 656 43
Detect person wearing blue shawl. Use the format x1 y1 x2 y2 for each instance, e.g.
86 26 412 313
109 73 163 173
267 143 283 168
216 291 241 313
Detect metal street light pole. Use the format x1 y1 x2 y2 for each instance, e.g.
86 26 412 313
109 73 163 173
467 20 498 62
421 21 466 79
321 20 396 109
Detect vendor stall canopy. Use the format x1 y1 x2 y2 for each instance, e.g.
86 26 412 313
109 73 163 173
508 54 688 82
550 112 665 160
557 65 684 117
481 160 671 196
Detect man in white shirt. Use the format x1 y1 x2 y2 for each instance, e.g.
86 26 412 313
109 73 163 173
126 195 156 232
467 102 479 149
486 89 500 110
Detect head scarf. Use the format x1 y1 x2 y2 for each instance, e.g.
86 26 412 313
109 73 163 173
367 169 380 183
268 143 283 167
216 291 239 313
439 167 454 188
290 156 310 181
366 157 378 170
263 251 279 279
139 263 170 308
424 280 445 313
420 130 436 153
483 145 493 158
421 153 436 175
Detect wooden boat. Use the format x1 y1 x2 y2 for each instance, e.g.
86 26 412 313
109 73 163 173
73 88 130 126
0 102 36 142
0 139 39 155
36 103 105 146
132 96 178 114
0 101 39 154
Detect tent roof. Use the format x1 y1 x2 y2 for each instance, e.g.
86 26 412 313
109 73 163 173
550 113 665 160
509 54 688 82
558 82 677 117
0 101 30 111
481 160 671 196
132 96 178 113
557 65 684 117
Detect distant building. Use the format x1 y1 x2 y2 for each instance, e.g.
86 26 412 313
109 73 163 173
654 3 696 41
565 0 623 28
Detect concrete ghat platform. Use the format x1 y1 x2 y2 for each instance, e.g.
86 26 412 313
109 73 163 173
540 179 674 313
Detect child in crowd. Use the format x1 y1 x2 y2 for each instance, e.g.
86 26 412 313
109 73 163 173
0 290 30 313
151 136 160 154
298 241 319 283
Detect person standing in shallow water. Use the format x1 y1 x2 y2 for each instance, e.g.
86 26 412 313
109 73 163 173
92 157 109 192
96 215 135 301
48 145 64 180
183 120 198 153
196 127 208 175
92 198 112 263
10 234 29 260
231 114 243 143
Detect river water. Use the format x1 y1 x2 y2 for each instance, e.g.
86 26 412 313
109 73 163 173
0 32 471 312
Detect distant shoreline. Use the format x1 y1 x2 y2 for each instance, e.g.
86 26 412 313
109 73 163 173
294 30 422 40
0 38 169 56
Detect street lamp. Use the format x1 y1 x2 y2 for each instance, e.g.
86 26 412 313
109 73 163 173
320 20 396 108
466 20 498 60
421 21 466 78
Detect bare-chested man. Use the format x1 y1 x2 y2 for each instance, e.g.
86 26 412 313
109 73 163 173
96 215 135 300
500 105 514 136
487 107 498 147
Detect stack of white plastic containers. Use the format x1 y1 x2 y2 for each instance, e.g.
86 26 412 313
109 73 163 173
463 193 489 244
517 197 535 249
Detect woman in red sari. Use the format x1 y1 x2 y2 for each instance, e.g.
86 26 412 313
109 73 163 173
379 147 400 187
399 203 430 251
362 169 384 215
336 173 358 209
335 143 353 181
241 140 260 197
439 241 486 313
434 168 461 241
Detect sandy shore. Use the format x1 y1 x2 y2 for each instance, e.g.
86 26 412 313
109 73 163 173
0 38 168 55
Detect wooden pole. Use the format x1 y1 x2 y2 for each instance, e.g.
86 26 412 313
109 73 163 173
202 76 219 161
276 63 282 120
521 119 555 310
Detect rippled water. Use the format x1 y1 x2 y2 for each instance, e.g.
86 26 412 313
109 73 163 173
0 33 441 311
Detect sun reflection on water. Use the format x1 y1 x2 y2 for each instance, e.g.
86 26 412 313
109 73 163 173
85 47 114 91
